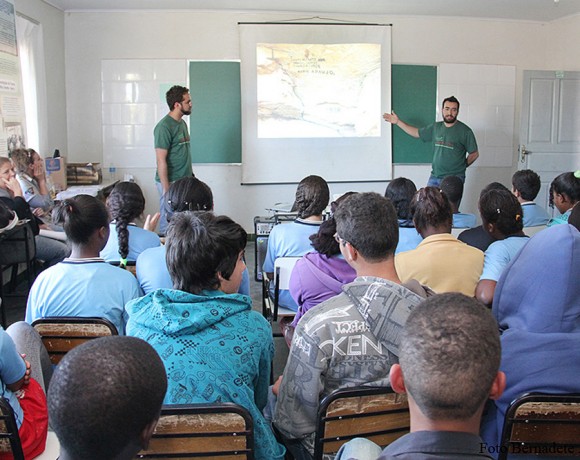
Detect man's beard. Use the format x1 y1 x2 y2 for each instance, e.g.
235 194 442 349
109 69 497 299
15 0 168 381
444 115 456 124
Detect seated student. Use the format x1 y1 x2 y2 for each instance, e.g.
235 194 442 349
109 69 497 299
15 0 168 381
136 176 250 296
10 148 53 213
272 193 432 459
48 336 167 460
288 192 357 326
127 212 285 460
569 203 580 231
458 182 510 252
547 171 580 227
511 169 550 227
480 224 580 457
0 156 69 267
440 174 477 228
0 321 51 460
335 293 505 460
25 195 142 335
395 187 484 296
476 189 529 306
384 177 423 254
263 175 330 311
100 181 160 264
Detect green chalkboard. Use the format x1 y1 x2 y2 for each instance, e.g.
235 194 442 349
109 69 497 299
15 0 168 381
391 64 437 163
189 61 242 163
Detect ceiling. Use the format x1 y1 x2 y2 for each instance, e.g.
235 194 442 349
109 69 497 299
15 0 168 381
43 0 580 22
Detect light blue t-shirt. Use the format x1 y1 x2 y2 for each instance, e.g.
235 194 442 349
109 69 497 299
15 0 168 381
547 208 572 227
453 212 477 229
136 245 250 297
25 259 142 335
0 329 26 428
263 219 322 311
100 223 160 262
396 226 423 254
480 236 530 282
521 202 550 227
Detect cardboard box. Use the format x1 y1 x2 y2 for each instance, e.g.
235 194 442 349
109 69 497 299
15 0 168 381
45 157 67 192
67 163 103 185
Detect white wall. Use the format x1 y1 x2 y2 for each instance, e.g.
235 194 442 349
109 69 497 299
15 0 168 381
15 0 67 156
27 8 579 231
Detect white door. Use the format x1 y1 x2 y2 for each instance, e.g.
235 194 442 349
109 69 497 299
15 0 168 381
519 70 580 215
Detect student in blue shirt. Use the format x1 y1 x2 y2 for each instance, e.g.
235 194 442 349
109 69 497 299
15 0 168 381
440 175 477 228
547 171 580 227
511 169 550 227
385 177 423 254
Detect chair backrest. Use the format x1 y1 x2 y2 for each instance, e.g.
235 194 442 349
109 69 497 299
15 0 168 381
137 403 254 459
32 317 119 365
523 225 546 237
0 222 36 266
313 386 409 460
0 397 24 459
499 392 580 459
274 257 301 292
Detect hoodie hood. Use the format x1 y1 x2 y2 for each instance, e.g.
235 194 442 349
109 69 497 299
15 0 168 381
126 288 252 335
493 224 580 333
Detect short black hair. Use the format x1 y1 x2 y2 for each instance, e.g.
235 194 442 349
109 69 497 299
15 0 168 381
166 85 189 111
107 182 146 259
52 194 109 245
411 187 453 234
479 189 523 236
480 182 510 199
442 95 460 110
166 211 247 294
512 170 541 201
291 175 330 219
549 172 580 208
400 293 500 420
385 177 417 220
439 175 464 206
334 192 398 262
165 176 213 222
48 336 167 460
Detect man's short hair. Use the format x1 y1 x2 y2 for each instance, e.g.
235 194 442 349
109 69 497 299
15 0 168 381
512 169 541 201
442 95 460 109
166 211 247 294
291 175 330 219
165 85 189 111
439 175 464 206
48 336 167 460
334 192 398 261
400 293 500 420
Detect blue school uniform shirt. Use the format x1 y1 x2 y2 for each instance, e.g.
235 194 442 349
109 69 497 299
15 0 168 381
521 202 550 227
480 236 530 282
452 212 477 228
100 223 160 262
25 258 142 334
396 220 423 254
0 329 26 427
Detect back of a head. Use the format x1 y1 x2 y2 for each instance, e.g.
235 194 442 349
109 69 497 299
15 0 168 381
549 171 580 207
410 187 453 233
334 192 398 262
385 177 417 221
439 175 464 207
8 148 32 174
291 175 330 219
165 176 213 222
48 336 167 460
480 182 509 199
52 194 109 245
400 293 500 421
107 182 146 259
479 189 523 236
166 211 246 294
512 169 541 201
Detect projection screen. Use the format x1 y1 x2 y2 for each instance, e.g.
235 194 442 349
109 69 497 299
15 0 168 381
239 23 392 184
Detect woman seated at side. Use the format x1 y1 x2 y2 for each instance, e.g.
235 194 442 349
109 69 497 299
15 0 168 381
10 148 53 214
99 181 160 264
25 195 142 334
127 211 285 460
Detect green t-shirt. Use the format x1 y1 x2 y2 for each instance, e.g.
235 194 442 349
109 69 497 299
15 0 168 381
154 114 193 183
419 121 478 178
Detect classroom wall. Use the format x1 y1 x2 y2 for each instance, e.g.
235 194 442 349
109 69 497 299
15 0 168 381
15 0 67 157
18 7 579 231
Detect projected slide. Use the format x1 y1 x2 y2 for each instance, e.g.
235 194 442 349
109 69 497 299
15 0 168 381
257 43 381 138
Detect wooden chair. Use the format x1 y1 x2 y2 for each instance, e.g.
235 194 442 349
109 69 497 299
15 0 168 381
313 386 410 460
137 403 254 459
498 392 580 459
31 317 118 365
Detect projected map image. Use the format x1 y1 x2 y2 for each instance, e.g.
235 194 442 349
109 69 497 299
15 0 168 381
257 43 381 138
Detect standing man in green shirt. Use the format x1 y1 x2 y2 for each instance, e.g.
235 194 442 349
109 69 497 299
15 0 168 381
383 96 479 188
154 85 193 234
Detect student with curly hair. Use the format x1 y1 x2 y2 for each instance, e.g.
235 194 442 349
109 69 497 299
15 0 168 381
100 182 160 265
395 186 484 296
475 189 529 306
384 177 423 254
547 171 580 227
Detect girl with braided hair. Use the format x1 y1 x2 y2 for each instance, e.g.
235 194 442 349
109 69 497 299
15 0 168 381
475 189 529 306
100 182 160 265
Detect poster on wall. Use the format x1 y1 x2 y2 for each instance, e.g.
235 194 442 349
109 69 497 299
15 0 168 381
0 0 25 156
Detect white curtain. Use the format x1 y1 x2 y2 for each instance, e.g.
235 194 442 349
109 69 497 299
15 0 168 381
16 14 48 155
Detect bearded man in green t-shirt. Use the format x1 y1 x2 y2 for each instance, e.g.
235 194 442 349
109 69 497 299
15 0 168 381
154 85 194 234
383 96 479 189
